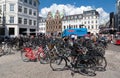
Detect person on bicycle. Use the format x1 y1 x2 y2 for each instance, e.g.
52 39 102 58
62 36 69 48
68 36 80 66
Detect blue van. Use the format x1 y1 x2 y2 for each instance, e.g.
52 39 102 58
62 28 87 37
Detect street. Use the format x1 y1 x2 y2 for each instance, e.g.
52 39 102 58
0 44 120 78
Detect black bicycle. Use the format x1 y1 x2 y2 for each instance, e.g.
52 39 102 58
50 46 96 76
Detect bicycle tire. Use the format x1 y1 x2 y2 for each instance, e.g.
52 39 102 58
1 43 12 55
50 56 67 71
21 50 30 62
78 59 96 76
39 52 50 64
95 56 107 71
0 47 3 56
96 47 105 56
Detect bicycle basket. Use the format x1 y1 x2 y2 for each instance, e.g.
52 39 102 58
48 43 55 50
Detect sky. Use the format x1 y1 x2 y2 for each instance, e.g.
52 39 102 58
38 0 117 24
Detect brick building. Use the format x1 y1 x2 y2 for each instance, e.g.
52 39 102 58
46 10 62 36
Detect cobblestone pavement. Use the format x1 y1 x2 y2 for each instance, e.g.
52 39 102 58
0 44 120 78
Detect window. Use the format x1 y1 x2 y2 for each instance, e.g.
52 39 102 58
91 21 93 23
71 16 73 19
29 9 32 15
3 4 6 11
29 0 32 5
88 26 90 29
59 25 61 29
96 16 97 18
119 21 120 24
68 17 70 20
10 16 14 23
75 16 77 19
24 0 27 3
24 7 27 14
119 16 120 19
18 17 22 24
88 21 90 24
33 11 36 16
92 25 94 29
33 1 36 7
18 6 22 12
9 28 14 35
34 20 36 25
88 17 89 19
24 18 27 24
10 4 14 11
96 20 97 23
96 25 97 29
29 19 32 25
64 26 66 29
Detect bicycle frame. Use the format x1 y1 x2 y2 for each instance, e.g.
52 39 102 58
23 45 45 61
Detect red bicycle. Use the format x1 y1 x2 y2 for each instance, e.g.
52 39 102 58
21 45 46 62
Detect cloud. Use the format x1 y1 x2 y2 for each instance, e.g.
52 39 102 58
39 4 109 24
96 8 109 24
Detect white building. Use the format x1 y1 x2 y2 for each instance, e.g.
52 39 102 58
38 17 46 34
0 0 39 37
62 14 84 31
62 10 100 34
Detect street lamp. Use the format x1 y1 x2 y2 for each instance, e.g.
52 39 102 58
3 0 7 37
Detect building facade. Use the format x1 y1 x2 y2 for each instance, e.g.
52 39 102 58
43 10 100 36
62 14 84 31
62 10 100 34
46 10 62 36
38 16 46 34
0 0 39 37
116 0 120 31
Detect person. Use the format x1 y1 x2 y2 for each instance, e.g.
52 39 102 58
69 37 80 66
18 36 24 49
90 33 97 42
62 36 69 47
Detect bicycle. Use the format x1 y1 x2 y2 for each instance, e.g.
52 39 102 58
21 45 46 62
0 42 13 56
50 46 96 76
86 47 107 71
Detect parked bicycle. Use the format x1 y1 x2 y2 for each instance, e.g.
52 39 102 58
21 45 46 62
0 42 13 56
50 46 96 76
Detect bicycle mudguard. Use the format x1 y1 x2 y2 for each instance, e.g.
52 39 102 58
24 48 32 52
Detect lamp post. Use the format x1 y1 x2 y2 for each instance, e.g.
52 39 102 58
2 0 7 37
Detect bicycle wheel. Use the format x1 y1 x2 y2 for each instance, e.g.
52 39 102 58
50 56 67 71
96 47 105 56
5 46 12 55
21 50 30 62
95 56 107 71
78 59 96 76
39 52 50 64
11 45 17 51
0 47 3 56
